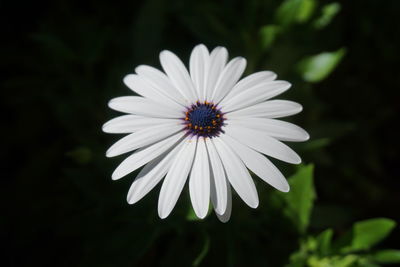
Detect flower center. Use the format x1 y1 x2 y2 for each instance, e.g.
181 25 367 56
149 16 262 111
184 101 224 137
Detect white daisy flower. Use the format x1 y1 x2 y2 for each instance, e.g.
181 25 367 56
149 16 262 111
103 44 309 222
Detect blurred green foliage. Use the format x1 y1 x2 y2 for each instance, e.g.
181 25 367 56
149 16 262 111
314 3 341 29
285 166 399 267
2 0 400 266
297 48 346 83
275 0 316 26
282 164 316 233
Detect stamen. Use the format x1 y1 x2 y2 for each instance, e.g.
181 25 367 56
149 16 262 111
183 101 224 138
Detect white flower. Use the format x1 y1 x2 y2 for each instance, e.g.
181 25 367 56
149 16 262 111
103 44 309 222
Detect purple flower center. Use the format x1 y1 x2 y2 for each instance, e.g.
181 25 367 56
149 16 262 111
184 101 224 138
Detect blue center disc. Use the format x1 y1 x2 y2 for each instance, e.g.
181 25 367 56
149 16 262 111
184 102 224 137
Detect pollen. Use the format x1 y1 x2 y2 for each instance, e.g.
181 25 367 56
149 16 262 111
183 101 225 138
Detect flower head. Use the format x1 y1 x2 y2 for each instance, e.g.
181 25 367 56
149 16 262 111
103 44 309 222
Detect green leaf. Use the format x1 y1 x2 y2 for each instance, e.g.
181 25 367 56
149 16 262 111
316 229 333 256
351 218 396 251
339 218 397 253
296 0 316 23
308 254 360 267
282 164 316 233
306 256 330 267
192 235 210 267
297 48 346 83
333 255 362 267
276 0 316 26
288 239 310 266
370 250 400 264
314 3 341 29
259 25 281 50
356 257 381 267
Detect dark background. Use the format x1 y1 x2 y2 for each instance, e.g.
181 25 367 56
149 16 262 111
1 0 399 266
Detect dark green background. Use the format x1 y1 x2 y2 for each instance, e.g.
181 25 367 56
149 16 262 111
2 0 399 266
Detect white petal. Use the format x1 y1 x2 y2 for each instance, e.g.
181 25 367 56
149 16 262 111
221 134 290 192
228 118 309 142
212 138 259 208
135 65 186 106
158 138 197 219
102 115 179 134
127 139 186 204
227 100 303 119
224 125 301 164
216 183 232 223
205 138 227 215
190 44 209 102
189 137 210 219
106 123 184 157
112 131 186 180
211 57 247 104
108 96 185 118
160 50 197 104
221 81 291 112
219 71 277 106
204 47 228 101
123 74 182 109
